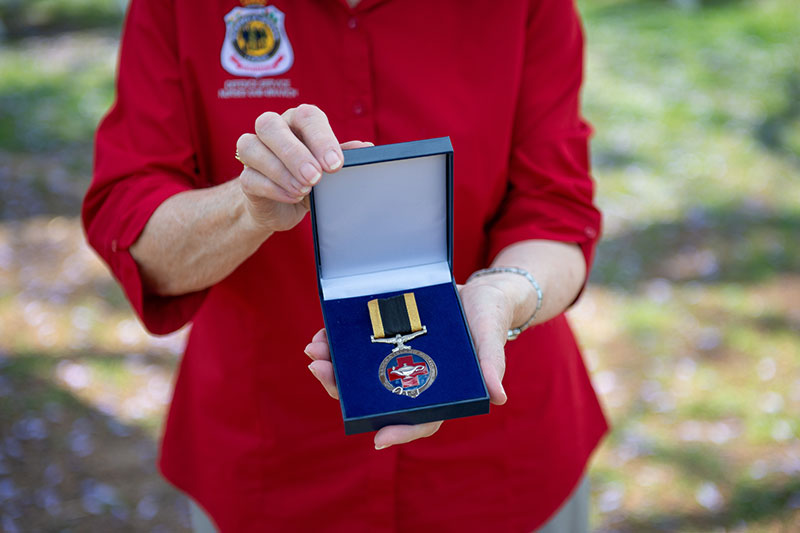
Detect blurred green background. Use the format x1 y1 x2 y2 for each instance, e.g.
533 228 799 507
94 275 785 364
0 0 798 531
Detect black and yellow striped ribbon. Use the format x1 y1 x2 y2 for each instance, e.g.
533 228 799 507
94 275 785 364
367 293 422 339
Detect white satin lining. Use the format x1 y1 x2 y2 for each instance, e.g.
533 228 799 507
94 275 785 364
314 154 449 299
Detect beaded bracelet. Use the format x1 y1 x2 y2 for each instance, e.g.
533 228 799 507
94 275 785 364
466 266 543 340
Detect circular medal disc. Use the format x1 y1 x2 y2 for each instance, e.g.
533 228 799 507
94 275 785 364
379 348 437 398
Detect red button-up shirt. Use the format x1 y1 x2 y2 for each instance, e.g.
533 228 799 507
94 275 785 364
83 0 608 530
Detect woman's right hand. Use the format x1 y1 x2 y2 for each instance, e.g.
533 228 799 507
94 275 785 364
129 104 369 297
235 104 370 232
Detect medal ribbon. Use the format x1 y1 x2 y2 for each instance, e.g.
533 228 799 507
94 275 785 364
367 293 423 339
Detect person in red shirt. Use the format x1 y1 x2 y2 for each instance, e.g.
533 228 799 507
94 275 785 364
83 0 608 530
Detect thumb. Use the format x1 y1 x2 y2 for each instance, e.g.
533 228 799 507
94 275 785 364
477 333 507 405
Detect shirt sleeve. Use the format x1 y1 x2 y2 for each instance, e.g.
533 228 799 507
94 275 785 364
82 0 207 335
486 0 601 283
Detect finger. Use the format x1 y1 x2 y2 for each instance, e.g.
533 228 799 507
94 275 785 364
480 357 507 406
308 361 338 399
470 310 508 405
305 329 330 360
239 166 303 204
304 340 330 361
237 133 309 198
254 110 324 187
311 328 328 342
477 331 507 404
374 421 443 450
340 140 374 150
283 104 343 173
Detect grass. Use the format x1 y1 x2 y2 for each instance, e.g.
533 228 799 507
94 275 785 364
0 0 799 531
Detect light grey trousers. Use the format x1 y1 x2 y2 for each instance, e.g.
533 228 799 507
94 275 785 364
188 474 589 533
537 474 590 533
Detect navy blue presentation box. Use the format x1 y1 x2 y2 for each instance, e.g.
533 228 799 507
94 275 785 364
310 137 490 435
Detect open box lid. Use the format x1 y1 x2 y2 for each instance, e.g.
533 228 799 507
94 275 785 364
310 137 454 300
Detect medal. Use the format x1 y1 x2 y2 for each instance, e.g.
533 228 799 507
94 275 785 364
368 293 437 398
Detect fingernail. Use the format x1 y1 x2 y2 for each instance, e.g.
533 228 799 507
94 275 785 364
299 184 311 194
304 345 313 359
324 150 342 171
300 162 321 184
375 443 390 450
308 364 318 378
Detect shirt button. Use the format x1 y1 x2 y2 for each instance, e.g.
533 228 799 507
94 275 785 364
584 227 597 238
347 17 358 30
352 101 365 116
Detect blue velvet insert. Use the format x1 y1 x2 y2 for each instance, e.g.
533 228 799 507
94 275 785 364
321 282 488 422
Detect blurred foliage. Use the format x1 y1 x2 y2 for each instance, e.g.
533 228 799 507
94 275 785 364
574 2 800 531
0 38 115 153
0 0 125 39
582 0 800 225
0 0 799 531
0 12 119 218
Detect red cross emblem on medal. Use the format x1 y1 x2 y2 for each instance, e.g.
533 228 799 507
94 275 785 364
379 349 437 398
388 354 429 388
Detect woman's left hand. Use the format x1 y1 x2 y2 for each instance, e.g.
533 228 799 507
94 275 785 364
304 279 513 450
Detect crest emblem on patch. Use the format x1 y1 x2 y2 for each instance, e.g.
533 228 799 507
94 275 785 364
221 5 294 78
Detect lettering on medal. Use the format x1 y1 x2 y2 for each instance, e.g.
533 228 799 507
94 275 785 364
392 386 420 398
